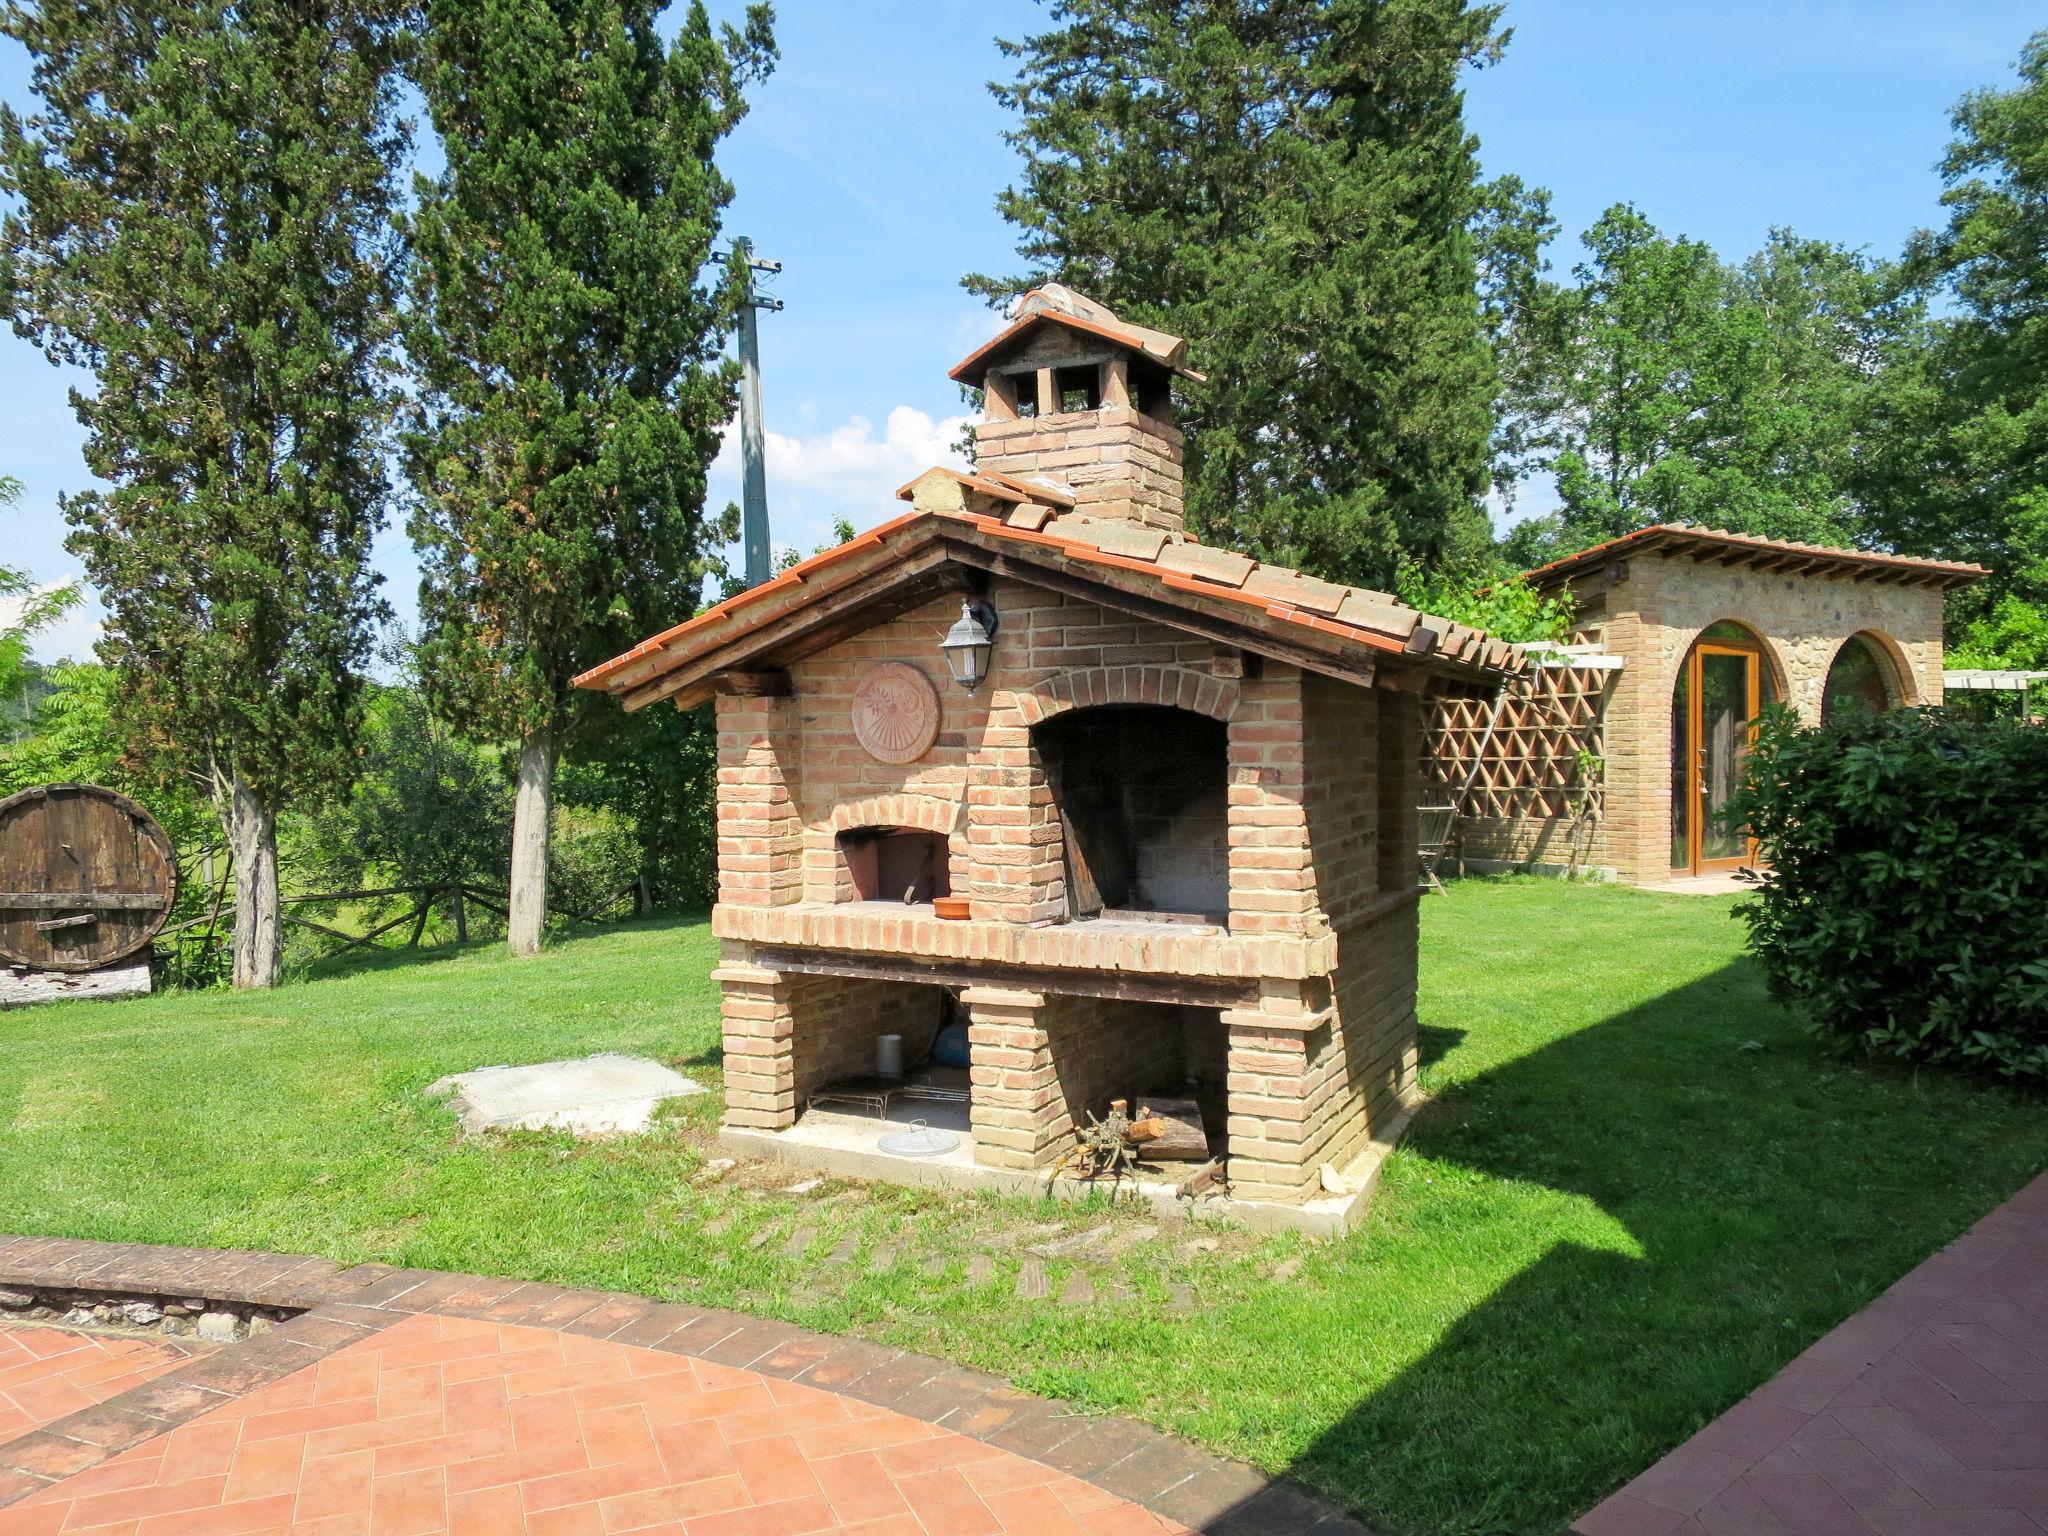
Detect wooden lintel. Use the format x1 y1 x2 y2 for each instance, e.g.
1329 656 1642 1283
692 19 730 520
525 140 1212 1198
711 669 793 698
937 537 1382 692
625 549 967 711
747 943 1259 1010
0 891 166 912
1377 664 1432 694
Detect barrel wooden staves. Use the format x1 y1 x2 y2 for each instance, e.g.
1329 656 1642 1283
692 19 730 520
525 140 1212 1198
0 784 177 973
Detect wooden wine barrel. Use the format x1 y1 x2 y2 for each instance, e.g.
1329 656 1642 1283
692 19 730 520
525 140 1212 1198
0 784 177 972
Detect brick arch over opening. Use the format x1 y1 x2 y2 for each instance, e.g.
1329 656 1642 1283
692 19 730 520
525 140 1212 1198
1013 666 1241 726
1676 617 1792 706
1829 628 1918 706
828 794 964 837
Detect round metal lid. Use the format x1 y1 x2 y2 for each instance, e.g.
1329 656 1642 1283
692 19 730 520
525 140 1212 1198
877 1121 959 1157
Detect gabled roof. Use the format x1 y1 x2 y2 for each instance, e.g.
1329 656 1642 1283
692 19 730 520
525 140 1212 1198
949 285 1206 385
574 503 1520 713
1523 524 1988 592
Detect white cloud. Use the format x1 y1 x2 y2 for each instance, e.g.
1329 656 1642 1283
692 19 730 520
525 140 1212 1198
708 402 973 561
1 582 102 667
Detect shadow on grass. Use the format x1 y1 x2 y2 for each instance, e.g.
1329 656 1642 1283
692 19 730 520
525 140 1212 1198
1414 1021 1465 1072
1233 955 2048 1536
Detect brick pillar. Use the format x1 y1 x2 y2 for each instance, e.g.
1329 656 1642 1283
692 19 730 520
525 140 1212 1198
1596 610 1660 884
1222 985 1324 1203
714 692 802 908
1227 666 1317 937
967 616 1064 924
1375 690 1422 897
712 956 796 1130
961 986 1060 1171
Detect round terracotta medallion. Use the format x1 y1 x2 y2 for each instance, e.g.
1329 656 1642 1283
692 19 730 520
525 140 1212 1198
851 662 942 765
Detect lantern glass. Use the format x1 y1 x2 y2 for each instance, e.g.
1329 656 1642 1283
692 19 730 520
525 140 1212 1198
939 599 998 693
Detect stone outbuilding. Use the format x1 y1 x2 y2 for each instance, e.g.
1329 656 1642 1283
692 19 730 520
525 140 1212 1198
577 286 1518 1233
1433 525 1986 886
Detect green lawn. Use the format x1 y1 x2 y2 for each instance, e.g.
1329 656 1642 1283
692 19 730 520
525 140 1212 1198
3 879 2044 1535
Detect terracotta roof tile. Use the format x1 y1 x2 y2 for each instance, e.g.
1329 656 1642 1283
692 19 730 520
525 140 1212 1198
1523 523 1988 590
575 473 1521 706
1156 541 1256 588
948 286 1207 385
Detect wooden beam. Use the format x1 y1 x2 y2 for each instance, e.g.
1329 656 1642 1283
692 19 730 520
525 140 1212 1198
711 669 793 698
937 537 1382 691
622 549 966 711
0 891 166 911
749 943 1258 1010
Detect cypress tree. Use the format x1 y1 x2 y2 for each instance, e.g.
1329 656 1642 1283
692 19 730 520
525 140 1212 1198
971 0 1503 587
3 0 407 988
402 0 771 956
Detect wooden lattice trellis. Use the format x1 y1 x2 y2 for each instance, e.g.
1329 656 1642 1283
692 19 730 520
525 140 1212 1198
1425 651 1615 833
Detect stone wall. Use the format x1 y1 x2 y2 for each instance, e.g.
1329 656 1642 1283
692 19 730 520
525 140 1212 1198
0 1283 293 1343
1570 553 1946 883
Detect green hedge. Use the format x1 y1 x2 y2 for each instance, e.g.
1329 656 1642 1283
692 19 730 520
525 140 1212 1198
1727 707 2048 1080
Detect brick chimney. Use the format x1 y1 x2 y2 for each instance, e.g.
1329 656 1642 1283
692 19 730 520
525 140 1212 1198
949 286 1198 534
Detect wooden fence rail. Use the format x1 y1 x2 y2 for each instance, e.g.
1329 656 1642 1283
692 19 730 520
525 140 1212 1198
158 875 654 972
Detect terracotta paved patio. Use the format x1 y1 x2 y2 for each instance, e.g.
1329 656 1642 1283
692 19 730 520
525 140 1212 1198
0 1236 1363 1535
1577 1168 2048 1536
2 1312 1181 1534
0 1328 197 1447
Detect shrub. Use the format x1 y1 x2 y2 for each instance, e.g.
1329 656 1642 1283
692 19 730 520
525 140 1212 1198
1726 707 2048 1080
548 803 641 924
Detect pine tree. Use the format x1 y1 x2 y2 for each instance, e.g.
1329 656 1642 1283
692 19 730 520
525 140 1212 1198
971 0 1504 588
3 0 407 988
403 0 772 956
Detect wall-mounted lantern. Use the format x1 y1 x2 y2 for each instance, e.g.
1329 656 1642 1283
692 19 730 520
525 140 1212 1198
939 598 1000 694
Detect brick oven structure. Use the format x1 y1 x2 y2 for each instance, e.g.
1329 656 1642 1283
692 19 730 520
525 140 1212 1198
577 286 1518 1232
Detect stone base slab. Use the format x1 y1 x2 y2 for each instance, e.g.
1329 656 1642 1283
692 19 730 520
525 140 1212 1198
721 1093 1418 1240
713 901 1337 981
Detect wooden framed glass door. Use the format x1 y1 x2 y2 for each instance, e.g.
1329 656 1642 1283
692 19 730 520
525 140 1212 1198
1670 628 1764 874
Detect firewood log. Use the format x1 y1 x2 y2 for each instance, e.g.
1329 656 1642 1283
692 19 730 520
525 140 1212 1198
1130 1098 1208 1160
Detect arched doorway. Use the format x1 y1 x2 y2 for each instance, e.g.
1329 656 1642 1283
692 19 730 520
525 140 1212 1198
1822 633 1899 722
1670 622 1777 875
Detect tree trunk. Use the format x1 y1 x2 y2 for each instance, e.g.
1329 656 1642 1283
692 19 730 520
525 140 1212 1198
507 726 556 957
227 775 281 989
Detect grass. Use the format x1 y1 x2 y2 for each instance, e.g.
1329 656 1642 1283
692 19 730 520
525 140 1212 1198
3 878 2045 1534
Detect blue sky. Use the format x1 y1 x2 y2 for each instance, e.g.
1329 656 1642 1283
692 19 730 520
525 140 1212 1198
3 0 2041 662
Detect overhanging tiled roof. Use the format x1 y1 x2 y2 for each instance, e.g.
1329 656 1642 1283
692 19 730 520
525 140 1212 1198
1523 524 1988 591
574 506 1519 713
949 286 1206 385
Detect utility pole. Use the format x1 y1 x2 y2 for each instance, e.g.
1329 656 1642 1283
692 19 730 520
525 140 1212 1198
729 240 783 589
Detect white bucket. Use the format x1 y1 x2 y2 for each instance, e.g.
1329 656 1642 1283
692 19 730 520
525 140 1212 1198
875 1033 904 1080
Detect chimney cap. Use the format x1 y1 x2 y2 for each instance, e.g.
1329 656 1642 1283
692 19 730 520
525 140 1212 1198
948 285 1204 385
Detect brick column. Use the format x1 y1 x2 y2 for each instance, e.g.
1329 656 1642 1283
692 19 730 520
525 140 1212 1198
961 986 1059 1171
967 604 1065 924
1221 985 1325 1203
712 957 797 1130
714 693 803 908
1227 666 1317 937
1374 690 1422 897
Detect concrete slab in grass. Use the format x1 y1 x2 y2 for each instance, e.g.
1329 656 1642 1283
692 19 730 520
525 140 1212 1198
428 1053 705 1137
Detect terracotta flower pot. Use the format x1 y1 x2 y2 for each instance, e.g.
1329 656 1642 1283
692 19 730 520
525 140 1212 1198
932 896 971 921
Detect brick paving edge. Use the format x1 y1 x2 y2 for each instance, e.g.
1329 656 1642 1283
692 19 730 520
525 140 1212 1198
0 1233 1372 1535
